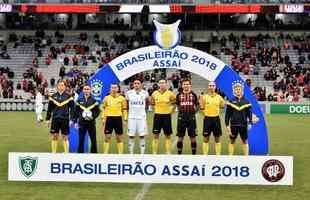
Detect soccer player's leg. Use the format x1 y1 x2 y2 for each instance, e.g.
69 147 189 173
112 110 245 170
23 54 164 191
152 114 161 154
50 119 60 153
163 115 173 154
88 123 98 153
240 126 249 156
78 125 87 153
60 119 70 153
176 115 185 154
188 115 197 155
137 118 147 154
214 117 222 156
228 126 238 155
103 117 113 154
115 117 124 154
127 118 136 154
36 105 43 123
202 117 211 155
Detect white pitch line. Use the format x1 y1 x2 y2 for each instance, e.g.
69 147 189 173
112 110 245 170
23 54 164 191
134 182 152 200
134 139 178 200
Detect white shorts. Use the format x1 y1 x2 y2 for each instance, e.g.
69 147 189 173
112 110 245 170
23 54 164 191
127 118 148 137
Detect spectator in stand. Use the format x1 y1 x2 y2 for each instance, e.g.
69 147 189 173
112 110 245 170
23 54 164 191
277 92 286 102
292 92 300 102
72 55 79 66
64 56 69 66
45 56 52 65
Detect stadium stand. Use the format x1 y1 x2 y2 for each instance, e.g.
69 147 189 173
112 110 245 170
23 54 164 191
0 30 309 102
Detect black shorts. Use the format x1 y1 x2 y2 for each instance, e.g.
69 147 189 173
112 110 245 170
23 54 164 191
105 116 123 135
177 113 197 137
152 114 172 135
203 116 222 137
50 118 69 135
230 126 248 141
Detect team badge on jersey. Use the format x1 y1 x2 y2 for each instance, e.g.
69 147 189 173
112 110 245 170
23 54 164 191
153 20 181 50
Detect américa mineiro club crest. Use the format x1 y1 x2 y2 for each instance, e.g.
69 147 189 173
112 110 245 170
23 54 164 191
19 156 38 178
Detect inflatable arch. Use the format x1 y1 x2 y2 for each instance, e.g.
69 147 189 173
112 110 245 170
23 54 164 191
69 21 269 155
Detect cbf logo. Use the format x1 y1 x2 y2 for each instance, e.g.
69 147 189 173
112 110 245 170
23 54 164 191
261 159 285 182
19 156 38 178
153 20 181 50
90 79 104 100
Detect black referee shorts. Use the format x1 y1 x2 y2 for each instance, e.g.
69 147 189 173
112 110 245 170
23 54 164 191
230 126 248 141
50 118 69 135
152 114 172 136
203 116 222 137
177 113 197 137
104 116 123 135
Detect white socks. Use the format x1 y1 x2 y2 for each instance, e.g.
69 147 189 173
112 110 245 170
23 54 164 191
139 138 146 154
129 137 146 154
128 138 135 154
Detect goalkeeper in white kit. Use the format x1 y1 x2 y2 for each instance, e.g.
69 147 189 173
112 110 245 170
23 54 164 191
125 79 149 154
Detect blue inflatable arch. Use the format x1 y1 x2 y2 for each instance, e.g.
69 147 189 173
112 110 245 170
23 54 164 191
70 45 269 155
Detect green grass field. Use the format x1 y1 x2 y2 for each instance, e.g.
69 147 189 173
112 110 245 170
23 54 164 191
0 112 309 200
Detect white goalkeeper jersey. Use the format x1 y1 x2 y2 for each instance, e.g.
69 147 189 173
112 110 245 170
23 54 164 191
126 89 148 119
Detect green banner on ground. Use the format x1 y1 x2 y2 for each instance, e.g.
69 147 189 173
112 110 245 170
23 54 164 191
270 104 310 114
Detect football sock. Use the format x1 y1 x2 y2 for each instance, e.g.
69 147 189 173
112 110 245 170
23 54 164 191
152 138 159 154
139 138 146 154
228 143 235 155
165 138 172 154
51 140 58 153
215 143 222 155
242 144 249 156
177 141 183 154
191 141 197 155
63 140 69 153
117 142 124 154
128 138 135 154
103 142 110 154
202 142 209 155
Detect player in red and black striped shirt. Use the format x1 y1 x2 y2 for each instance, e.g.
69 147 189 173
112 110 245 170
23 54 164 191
176 79 199 155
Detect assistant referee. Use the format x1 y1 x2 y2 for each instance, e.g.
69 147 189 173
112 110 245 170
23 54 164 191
150 79 176 154
200 82 225 155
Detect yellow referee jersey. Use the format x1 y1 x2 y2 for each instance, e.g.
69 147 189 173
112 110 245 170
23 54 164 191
151 90 176 114
101 94 127 119
201 93 225 117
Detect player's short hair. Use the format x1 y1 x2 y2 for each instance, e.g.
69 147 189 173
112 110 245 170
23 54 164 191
208 81 216 87
133 79 142 84
82 83 91 89
111 83 121 92
57 79 66 86
158 79 167 83
181 78 191 85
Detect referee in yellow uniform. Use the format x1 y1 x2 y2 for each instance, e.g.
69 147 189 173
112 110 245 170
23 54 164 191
150 79 176 154
200 82 225 155
101 83 127 154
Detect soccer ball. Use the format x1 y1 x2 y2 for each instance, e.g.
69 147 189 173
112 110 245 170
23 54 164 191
82 110 93 120
252 114 259 123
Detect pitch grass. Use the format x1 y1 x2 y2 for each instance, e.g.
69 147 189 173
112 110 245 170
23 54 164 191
0 112 309 200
